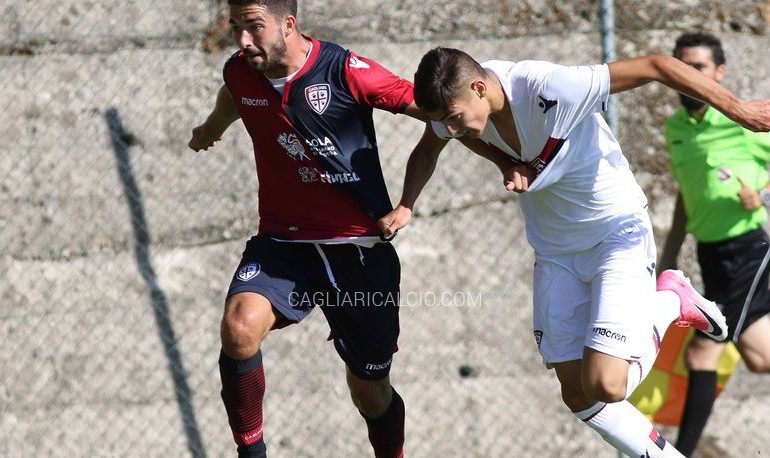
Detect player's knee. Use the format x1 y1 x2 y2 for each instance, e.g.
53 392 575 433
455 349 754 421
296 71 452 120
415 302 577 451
743 354 770 373
684 345 718 371
221 294 273 358
583 376 626 403
348 376 391 417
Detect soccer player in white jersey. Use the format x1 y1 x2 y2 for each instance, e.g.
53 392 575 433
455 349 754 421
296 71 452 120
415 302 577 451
378 47 770 457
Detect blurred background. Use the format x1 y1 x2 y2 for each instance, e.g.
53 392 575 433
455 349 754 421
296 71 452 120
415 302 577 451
2 0 770 456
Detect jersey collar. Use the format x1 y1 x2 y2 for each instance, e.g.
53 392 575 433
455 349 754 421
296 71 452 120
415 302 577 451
281 35 321 104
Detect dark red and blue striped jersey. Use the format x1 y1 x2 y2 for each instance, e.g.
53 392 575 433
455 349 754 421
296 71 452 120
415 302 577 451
223 37 414 240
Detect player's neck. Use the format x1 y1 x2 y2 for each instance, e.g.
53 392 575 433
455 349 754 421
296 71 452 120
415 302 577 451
687 105 709 122
265 35 311 79
485 71 507 117
486 75 521 153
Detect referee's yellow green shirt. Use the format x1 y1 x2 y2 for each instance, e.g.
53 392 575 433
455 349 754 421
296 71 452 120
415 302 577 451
665 106 770 242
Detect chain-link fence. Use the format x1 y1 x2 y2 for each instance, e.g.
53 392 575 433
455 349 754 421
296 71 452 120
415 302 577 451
2 1 770 457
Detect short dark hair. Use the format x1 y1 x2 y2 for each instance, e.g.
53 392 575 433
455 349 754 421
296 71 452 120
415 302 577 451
227 0 298 18
673 32 726 66
413 47 486 113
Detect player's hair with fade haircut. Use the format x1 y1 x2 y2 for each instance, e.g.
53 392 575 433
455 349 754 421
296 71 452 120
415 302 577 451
227 0 298 18
673 32 726 66
413 47 486 113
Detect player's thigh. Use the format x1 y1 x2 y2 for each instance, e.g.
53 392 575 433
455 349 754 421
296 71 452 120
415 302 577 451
737 314 770 372
585 215 657 361
533 256 590 366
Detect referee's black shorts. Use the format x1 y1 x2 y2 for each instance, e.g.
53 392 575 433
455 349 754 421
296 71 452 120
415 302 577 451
697 228 770 341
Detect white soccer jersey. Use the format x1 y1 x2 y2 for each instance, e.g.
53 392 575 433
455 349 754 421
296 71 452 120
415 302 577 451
432 60 648 255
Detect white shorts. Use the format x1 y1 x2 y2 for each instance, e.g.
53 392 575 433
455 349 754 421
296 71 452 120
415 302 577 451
532 213 657 367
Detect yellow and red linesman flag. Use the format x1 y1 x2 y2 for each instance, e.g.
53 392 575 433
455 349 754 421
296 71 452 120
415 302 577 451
629 324 741 426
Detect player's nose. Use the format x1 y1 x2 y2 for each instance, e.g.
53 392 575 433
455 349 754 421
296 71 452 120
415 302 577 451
235 30 254 49
444 123 459 136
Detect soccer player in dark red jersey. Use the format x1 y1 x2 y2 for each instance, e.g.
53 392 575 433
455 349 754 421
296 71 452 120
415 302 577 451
188 1 425 456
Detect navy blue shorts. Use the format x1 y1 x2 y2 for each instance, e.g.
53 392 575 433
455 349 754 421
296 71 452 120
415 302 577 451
227 234 401 380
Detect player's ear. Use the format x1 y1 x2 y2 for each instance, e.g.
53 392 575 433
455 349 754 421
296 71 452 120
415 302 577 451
283 15 297 36
714 63 726 82
471 80 486 99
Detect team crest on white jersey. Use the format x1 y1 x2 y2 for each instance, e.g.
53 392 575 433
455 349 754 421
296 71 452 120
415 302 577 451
277 132 309 160
305 83 330 115
236 263 260 282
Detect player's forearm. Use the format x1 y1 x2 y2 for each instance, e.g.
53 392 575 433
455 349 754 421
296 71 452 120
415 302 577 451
476 148 518 175
460 137 517 175
658 192 687 271
398 147 439 209
610 55 740 118
653 55 740 118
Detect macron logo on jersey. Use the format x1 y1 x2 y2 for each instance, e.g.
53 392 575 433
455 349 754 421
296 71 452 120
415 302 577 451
241 97 269 107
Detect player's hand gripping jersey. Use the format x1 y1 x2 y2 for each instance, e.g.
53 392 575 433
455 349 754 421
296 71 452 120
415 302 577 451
224 38 414 241
433 61 648 255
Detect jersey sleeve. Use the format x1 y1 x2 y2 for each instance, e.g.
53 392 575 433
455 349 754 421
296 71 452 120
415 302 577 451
343 52 414 114
527 61 610 139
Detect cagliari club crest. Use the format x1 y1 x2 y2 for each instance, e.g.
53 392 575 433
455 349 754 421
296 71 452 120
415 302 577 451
236 263 261 282
305 83 330 115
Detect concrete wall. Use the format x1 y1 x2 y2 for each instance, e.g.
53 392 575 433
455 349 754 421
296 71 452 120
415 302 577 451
2 1 769 457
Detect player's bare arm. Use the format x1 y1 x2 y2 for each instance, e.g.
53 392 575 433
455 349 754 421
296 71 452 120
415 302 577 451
377 123 447 238
188 84 241 152
658 192 687 274
608 55 770 132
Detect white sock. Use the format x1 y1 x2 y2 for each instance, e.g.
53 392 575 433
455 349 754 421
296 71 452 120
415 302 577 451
574 401 684 457
653 290 680 334
625 290 681 398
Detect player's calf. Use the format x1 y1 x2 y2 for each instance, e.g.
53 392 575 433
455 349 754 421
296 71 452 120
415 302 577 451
348 370 405 458
220 351 267 457
347 370 393 418
219 293 276 458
